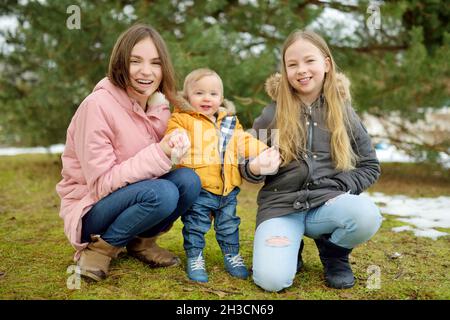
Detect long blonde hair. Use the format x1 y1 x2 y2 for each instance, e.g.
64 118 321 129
276 30 356 171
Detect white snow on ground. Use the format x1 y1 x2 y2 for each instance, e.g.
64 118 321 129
374 145 415 163
0 144 65 156
364 192 450 240
0 144 449 240
390 226 448 240
374 143 449 168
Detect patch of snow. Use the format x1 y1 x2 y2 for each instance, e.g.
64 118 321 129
391 225 448 240
375 145 415 163
0 144 65 156
366 192 450 240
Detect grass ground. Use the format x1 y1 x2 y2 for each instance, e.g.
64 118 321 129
0 154 449 299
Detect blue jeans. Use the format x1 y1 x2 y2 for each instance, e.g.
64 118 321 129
182 187 241 257
81 168 201 247
252 193 382 292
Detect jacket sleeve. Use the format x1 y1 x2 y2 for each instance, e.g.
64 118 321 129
253 102 276 131
239 103 276 183
74 99 173 202
165 112 188 135
332 107 380 194
234 119 268 159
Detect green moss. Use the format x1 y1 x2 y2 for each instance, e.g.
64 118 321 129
0 155 449 299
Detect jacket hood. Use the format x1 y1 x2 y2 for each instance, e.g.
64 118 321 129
264 72 352 103
93 77 169 110
175 93 236 115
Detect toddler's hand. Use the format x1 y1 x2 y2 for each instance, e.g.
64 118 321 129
168 129 190 164
249 146 281 175
159 129 190 163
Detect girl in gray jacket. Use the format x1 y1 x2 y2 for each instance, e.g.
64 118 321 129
241 30 382 291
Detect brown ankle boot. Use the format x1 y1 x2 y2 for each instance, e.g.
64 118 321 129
127 235 181 268
77 235 124 281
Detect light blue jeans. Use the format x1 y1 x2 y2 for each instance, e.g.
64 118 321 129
252 193 382 292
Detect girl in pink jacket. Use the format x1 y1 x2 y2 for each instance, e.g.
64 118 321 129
56 24 201 282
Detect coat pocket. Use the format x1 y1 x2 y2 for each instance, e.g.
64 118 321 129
309 176 341 191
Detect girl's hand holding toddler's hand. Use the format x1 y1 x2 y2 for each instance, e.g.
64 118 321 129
249 146 281 175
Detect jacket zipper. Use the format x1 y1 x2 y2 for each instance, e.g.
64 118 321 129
303 105 314 209
307 105 313 151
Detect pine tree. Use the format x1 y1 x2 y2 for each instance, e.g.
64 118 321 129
0 0 448 161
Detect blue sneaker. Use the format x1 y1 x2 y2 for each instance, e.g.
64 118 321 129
186 252 208 283
224 253 249 279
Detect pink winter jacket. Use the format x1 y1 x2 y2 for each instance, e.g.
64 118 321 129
56 77 173 258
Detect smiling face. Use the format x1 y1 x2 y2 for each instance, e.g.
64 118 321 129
284 38 330 105
187 75 223 120
127 37 162 108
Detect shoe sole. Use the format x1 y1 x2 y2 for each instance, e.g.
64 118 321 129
326 280 355 289
187 274 208 283
130 254 181 268
78 269 105 282
188 278 209 283
228 275 248 280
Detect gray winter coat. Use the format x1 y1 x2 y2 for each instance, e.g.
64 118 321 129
241 74 380 228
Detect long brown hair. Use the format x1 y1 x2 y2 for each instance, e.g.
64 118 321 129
276 30 356 170
108 23 179 106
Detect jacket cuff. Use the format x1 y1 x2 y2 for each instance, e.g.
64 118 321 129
333 174 356 194
153 142 173 169
240 159 266 183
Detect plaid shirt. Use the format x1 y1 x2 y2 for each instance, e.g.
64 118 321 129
218 115 237 164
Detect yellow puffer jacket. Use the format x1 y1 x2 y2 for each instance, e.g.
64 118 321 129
166 97 267 196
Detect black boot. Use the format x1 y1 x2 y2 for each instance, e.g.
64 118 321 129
296 240 304 273
314 236 355 289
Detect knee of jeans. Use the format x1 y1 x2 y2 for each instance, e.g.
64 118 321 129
253 270 293 292
214 218 240 235
142 181 179 215
360 205 383 237
176 168 201 195
346 202 383 241
252 235 296 292
182 211 212 233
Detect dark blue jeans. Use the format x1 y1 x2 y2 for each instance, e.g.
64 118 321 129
81 168 201 247
182 187 241 257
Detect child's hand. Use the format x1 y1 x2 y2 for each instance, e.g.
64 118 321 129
168 129 190 163
249 146 281 175
159 129 190 163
